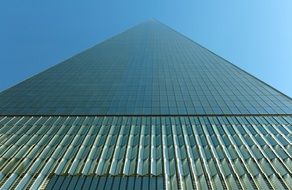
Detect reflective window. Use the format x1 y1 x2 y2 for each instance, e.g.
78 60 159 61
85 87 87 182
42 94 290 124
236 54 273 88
0 21 291 115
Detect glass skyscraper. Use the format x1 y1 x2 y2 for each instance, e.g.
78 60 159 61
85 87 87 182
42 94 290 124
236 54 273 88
0 20 291 189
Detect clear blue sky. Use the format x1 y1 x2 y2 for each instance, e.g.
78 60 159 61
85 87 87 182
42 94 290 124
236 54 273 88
0 1 291 97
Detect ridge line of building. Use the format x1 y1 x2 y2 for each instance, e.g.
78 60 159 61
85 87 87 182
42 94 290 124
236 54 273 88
154 19 292 101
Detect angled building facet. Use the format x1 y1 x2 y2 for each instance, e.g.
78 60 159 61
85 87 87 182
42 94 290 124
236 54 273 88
0 20 291 190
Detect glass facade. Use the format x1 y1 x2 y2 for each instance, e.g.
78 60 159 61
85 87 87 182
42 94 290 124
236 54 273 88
0 20 291 190
45 175 163 190
0 20 291 115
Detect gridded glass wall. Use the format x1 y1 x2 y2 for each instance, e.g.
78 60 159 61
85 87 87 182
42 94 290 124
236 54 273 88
0 21 291 115
45 176 164 190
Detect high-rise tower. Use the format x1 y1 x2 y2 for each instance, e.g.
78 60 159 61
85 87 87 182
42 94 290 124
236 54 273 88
0 20 291 190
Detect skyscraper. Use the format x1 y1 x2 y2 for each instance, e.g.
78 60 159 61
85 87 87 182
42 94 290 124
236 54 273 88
0 20 291 189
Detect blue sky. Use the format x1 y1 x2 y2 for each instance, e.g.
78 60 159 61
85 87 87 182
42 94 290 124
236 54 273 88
0 1 292 97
